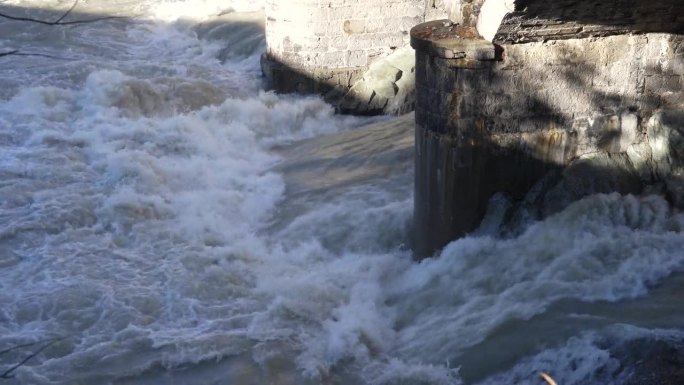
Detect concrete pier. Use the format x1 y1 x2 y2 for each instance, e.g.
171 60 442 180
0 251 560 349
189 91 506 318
411 1 684 258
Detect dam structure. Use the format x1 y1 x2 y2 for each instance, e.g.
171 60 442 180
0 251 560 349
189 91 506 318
412 0 684 257
262 0 684 258
4 1 684 384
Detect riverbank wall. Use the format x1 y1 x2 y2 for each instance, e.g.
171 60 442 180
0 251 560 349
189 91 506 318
412 0 684 257
261 0 448 114
259 0 684 258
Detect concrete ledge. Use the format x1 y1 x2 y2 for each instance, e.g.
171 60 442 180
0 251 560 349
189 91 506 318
410 19 497 63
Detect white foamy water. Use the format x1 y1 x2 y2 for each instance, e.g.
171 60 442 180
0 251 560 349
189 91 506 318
1 1 684 385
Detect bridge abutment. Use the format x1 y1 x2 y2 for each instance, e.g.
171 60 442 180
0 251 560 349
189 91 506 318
411 1 684 258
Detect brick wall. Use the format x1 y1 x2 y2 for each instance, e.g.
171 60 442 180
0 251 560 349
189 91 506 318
263 0 447 93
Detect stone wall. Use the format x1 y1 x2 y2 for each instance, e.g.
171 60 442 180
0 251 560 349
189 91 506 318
497 0 684 43
411 17 684 257
262 0 447 95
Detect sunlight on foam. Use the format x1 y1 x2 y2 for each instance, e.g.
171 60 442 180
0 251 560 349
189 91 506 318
148 0 264 22
0 66 377 383
384 194 684 365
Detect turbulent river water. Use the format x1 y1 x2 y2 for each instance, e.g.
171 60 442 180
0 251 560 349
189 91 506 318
1 1 684 384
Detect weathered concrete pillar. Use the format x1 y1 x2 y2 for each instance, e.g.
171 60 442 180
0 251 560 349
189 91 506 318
412 21 501 258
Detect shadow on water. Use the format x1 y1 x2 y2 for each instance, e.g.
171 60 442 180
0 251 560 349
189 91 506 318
274 114 414 197
190 11 265 63
268 114 415 254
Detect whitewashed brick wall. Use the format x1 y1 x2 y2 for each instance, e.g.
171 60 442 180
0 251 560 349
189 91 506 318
264 0 446 72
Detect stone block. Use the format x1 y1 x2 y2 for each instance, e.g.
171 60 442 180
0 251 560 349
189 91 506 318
433 61 458 91
482 93 513 117
338 81 372 111
373 33 406 49
627 142 655 183
349 35 377 50
415 83 431 107
353 4 384 19
661 91 684 109
366 93 390 112
329 5 356 19
387 70 417 114
672 47 684 75
346 50 368 67
343 19 366 34
453 68 491 93
648 109 684 178
619 112 640 151
366 63 403 82
373 79 400 99
383 46 417 73
645 75 684 94
329 36 349 50
399 16 423 33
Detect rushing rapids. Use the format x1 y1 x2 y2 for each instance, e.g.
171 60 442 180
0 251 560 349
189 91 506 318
1 1 683 384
